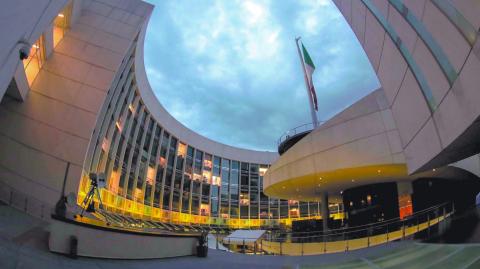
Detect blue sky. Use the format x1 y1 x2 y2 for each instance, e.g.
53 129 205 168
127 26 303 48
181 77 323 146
144 0 379 151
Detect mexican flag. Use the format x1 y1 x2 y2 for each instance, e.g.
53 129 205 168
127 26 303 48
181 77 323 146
301 43 318 111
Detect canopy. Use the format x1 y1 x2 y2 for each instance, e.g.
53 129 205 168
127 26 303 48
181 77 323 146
222 230 266 246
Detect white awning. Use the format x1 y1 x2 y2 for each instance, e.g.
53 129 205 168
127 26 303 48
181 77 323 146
222 230 266 246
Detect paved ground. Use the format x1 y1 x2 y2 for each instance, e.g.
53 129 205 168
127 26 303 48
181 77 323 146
1 205 480 269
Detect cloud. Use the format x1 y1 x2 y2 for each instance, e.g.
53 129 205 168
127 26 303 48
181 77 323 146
144 0 379 152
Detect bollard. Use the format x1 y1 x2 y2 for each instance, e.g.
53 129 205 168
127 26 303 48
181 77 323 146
69 236 78 259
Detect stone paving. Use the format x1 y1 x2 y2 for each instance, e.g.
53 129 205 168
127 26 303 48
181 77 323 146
1 205 480 269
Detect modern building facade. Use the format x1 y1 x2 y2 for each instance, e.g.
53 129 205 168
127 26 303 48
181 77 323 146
264 0 480 228
0 0 348 230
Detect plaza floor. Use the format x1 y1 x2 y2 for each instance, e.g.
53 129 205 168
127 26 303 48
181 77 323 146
1 204 480 269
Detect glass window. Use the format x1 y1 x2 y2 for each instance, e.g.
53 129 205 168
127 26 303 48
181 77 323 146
182 177 191 213
193 150 203 181
53 2 72 47
185 146 194 180
23 35 45 86
212 156 221 186
300 202 309 217
202 153 212 184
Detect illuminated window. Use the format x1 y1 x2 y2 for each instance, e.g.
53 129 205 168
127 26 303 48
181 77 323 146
23 36 45 86
259 166 268 176
211 175 221 186
115 121 122 131
101 137 109 152
200 203 210 216
177 142 187 158
289 207 299 218
203 158 212 170
146 166 155 185
109 170 120 194
240 194 250 205
53 2 72 47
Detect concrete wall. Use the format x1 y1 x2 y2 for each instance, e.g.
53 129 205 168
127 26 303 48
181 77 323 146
264 89 406 197
334 0 480 173
0 0 152 206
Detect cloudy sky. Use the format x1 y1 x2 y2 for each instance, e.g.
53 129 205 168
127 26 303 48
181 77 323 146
143 0 379 151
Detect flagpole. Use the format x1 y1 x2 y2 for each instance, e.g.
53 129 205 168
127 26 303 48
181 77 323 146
295 37 318 128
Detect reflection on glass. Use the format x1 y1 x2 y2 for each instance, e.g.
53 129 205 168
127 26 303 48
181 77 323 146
23 36 45 86
53 2 72 47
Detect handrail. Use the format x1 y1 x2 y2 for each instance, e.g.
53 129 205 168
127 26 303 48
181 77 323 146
201 202 455 255
266 201 453 243
280 202 449 238
277 121 325 146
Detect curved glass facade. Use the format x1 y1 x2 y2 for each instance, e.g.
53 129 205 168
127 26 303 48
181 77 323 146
79 39 343 229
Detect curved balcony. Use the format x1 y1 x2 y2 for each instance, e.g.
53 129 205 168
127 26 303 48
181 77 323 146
277 122 324 155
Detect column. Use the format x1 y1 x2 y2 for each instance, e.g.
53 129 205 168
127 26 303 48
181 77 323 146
321 191 329 231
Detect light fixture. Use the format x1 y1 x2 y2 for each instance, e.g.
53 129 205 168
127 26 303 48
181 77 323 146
58 13 65 18
377 169 381 173
319 177 322 180
432 168 436 172
351 179 355 182
340 190 343 194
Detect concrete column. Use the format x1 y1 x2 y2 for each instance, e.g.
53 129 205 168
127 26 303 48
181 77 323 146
44 24 54 58
320 192 329 231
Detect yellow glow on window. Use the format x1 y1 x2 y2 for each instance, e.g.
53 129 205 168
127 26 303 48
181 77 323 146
202 170 211 183
203 159 212 170
23 37 45 86
177 143 187 158
211 175 221 186
146 166 155 185
129 104 135 112
115 121 122 131
109 170 120 193
159 156 166 167
101 138 109 152
200 203 210 216
259 167 268 176
53 3 72 47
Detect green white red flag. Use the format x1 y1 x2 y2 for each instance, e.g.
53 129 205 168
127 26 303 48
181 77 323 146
301 43 318 111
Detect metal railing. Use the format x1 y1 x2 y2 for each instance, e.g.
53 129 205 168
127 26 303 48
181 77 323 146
0 180 52 220
223 202 454 256
277 121 325 146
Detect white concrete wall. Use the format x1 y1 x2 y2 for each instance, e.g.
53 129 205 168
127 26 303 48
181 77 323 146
333 0 480 173
264 89 405 191
49 218 198 258
0 0 152 206
0 0 68 100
